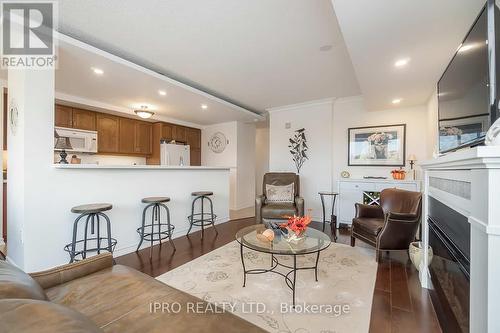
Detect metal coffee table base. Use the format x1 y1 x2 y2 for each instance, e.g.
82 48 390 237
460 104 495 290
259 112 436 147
239 242 321 307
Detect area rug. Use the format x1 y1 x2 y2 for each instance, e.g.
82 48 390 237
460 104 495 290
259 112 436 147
156 241 377 333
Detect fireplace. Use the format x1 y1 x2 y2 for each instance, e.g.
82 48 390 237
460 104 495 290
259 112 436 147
428 197 470 333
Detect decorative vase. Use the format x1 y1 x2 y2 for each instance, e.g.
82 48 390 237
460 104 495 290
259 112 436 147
283 228 305 243
409 241 433 271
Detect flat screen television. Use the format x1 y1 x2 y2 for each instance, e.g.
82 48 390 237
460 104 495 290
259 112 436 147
438 3 500 153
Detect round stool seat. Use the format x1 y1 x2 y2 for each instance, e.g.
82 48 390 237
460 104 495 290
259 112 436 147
191 191 213 197
141 197 170 204
71 203 112 214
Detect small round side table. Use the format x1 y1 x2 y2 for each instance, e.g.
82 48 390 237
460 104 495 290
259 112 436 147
318 191 338 241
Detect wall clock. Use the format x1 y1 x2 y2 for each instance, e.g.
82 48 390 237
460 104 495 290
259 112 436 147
9 99 18 136
208 132 228 153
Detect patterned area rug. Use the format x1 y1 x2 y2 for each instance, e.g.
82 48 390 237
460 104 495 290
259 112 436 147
156 241 377 333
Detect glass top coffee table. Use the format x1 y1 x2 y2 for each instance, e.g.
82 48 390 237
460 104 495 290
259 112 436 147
235 224 331 307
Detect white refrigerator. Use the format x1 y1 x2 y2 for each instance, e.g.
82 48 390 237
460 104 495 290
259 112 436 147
160 143 191 166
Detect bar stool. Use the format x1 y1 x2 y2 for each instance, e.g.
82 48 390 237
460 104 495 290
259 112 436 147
64 203 116 263
187 191 218 239
136 197 176 259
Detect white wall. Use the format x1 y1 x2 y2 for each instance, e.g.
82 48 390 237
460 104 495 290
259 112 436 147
255 121 270 195
236 122 256 210
202 121 256 210
332 96 429 184
426 90 439 158
268 99 334 220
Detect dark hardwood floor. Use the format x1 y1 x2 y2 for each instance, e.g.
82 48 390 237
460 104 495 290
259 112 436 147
116 218 441 333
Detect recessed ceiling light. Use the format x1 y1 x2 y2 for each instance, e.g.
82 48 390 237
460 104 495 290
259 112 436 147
134 105 154 119
392 98 402 104
91 67 104 75
201 104 208 110
158 90 167 96
394 58 410 68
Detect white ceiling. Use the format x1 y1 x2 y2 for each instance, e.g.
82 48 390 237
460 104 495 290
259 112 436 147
332 0 486 110
55 0 361 112
55 36 262 126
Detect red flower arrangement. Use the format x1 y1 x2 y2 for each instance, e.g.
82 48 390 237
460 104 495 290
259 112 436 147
280 215 312 236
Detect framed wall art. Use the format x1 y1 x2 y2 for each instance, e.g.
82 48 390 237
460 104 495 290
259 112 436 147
348 124 406 166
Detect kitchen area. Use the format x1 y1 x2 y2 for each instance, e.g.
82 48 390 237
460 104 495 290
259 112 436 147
3 35 263 271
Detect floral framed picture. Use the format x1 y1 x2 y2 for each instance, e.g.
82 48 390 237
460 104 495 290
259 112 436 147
348 124 406 166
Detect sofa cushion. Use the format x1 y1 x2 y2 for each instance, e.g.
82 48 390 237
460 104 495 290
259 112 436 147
352 217 385 236
0 299 102 332
0 260 48 301
46 264 264 333
261 202 297 219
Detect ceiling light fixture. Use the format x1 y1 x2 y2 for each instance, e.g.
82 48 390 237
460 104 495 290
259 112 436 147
394 58 410 68
134 105 154 119
158 90 167 96
92 67 104 75
201 104 208 110
392 98 402 104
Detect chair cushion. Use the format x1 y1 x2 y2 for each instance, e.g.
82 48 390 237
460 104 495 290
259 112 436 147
0 260 48 301
265 183 294 203
261 202 297 219
352 217 385 236
0 299 102 332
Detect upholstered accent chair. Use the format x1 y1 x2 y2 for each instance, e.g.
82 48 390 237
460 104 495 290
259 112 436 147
351 188 422 261
255 172 304 224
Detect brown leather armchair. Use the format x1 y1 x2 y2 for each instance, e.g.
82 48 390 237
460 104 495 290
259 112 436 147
350 188 422 261
255 172 304 224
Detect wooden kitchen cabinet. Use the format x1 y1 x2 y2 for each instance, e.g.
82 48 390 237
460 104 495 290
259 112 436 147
186 128 201 149
72 108 96 131
55 105 73 128
172 125 186 143
162 124 174 141
97 113 120 153
118 118 136 154
135 122 152 154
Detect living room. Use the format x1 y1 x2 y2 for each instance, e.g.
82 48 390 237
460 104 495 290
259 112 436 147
1 1 500 332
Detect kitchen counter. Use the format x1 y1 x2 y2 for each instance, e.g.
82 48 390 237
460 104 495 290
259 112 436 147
53 164 231 170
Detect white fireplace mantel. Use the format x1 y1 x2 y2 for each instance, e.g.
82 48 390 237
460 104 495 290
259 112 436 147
420 146 500 333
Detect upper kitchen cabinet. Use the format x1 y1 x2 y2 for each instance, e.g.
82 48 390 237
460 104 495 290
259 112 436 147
162 123 174 141
172 125 186 143
55 105 73 128
186 128 201 149
97 113 120 153
118 117 136 154
135 122 152 155
72 108 96 131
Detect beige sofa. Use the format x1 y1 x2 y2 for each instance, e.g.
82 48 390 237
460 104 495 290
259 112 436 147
0 253 264 332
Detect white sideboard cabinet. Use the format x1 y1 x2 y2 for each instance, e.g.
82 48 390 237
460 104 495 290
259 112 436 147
337 178 421 226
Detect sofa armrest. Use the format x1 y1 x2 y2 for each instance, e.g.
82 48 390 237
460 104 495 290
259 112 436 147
355 203 384 219
377 215 420 250
29 253 113 290
255 195 265 224
295 196 304 217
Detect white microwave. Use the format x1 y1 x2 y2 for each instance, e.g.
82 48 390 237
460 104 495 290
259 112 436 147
55 127 98 153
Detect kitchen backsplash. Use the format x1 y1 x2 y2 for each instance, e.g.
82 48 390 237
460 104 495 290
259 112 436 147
53 153 146 166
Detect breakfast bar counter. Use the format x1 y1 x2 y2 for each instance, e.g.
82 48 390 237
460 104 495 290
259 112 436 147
35 164 231 270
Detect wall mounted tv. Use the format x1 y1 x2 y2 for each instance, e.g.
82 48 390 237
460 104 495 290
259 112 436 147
438 2 500 153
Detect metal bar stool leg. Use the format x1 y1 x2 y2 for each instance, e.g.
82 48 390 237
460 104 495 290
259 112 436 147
70 214 86 263
83 214 92 260
206 196 218 234
136 204 148 252
149 205 155 260
186 197 197 235
96 214 101 254
200 196 205 240
156 204 162 248
159 203 176 251
99 213 113 253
